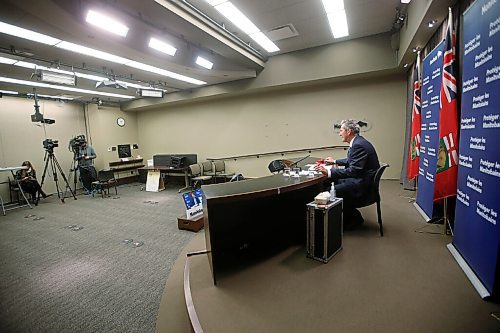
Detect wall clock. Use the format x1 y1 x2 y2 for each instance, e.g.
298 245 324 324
117 117 126 127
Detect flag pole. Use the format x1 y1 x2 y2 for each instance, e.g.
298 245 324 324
443 197 454 236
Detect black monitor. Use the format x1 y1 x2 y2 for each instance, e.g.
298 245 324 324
118 144 132 158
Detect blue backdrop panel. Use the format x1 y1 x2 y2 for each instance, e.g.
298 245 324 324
415 41 445 220
453 0 500 294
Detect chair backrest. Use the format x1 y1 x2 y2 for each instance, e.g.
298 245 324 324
368 163 389 204
189 163 202 177
229 173 245 182
98 169 115 182
214 160 226 172
171 156 185 168
268 160 285 173
201 161 213 173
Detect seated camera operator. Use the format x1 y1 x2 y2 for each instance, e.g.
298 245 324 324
77 139 97 193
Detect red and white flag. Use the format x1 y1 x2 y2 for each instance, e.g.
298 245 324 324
434 8 459 201
407 52 421 181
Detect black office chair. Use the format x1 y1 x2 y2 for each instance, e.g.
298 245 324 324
354 163 389 237
91 169 118 198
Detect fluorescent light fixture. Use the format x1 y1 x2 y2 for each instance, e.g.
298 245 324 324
10 61 36 69
195 56 213 69
249 32 279 53
126 60 206 85
0 56 17 65
327 10 349 38
0 76 135 99
206 0 227 5
322 0 349 38
85 10 129 37
0 21 61 45
321 0 344 13
27 93 74 100
55 41 129 64
214 2 259 35
0 20 206 85
41 70 76 86
139 89 164 98
0 89 18 95
207 1 279 53
149 37 177 56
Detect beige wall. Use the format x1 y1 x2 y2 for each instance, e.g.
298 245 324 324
0 72 406 202
86 104 142 180
137 74 406 179
0 97 141 198
0 96 86 197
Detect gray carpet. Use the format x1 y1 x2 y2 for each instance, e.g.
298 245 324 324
0 183 196 333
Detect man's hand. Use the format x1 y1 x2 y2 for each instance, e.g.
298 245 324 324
324 157 335 165
314 164 328 176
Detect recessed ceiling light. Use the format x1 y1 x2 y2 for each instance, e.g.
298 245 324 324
401 0 411 3
1 20 206 86
428 20 438 28
321 0 349 39
149 37 177 56
412 47 420 53
207 1 279 53
403 63 409 68
196 56 213 69
85 10 129 37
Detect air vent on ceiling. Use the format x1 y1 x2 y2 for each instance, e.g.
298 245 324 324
265 24 299 42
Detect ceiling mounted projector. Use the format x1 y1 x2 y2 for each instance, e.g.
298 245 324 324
95 80 128 90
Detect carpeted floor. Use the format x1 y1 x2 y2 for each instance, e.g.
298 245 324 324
0 183 195 333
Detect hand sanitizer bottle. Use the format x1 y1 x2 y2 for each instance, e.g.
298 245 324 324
329 182 336 202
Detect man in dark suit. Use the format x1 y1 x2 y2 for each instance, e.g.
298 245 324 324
315 119 380 229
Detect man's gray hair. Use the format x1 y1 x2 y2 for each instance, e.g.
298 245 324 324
340 119 360 134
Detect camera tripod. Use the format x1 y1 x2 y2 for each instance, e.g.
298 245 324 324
67 156 79 195
39 149 77 203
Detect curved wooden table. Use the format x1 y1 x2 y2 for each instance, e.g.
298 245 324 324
201 173 326 284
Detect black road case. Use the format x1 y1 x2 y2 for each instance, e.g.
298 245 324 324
306 199 343 263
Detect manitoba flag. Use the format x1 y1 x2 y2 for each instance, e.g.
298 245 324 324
407 53 421 181
434 8 459 201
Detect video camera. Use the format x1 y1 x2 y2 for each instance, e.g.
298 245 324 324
68 135 86 154
43 138 59 151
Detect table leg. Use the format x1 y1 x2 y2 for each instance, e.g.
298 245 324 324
178 170 191 193
0 194 5 216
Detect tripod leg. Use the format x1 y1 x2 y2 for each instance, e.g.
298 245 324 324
53 155 77 201
48 156 64 202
